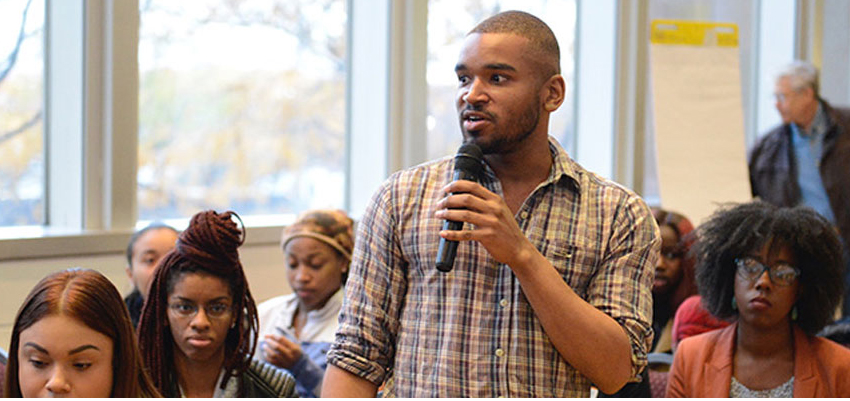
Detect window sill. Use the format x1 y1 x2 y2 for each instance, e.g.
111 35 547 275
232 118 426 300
0 215 294 261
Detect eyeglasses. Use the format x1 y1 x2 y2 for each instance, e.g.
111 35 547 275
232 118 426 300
168 301 233 319
660 250 683 261
734 257 800 287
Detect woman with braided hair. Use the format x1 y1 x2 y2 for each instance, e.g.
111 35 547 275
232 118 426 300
137 210 296 397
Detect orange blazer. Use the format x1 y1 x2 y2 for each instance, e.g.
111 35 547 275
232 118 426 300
666 323 850 397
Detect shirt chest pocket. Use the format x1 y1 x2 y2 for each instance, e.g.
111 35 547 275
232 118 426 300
541 240 601 298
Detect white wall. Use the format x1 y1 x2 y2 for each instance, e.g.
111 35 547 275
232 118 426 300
0 243 289 352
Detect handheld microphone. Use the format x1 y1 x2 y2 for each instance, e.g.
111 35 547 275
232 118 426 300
436 143 484 272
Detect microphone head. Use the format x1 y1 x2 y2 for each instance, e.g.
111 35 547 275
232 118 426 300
454 143 484 175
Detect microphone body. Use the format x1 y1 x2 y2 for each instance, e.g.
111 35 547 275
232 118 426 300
436 143 484 272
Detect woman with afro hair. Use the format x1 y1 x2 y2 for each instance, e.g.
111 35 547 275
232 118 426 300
667 201 850 397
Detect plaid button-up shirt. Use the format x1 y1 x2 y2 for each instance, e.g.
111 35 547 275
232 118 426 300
328 138 658 397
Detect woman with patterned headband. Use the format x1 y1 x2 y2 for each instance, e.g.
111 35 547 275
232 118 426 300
257 209 354 397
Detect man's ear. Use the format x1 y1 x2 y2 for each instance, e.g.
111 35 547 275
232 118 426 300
542 74 565 112
125 265 133 280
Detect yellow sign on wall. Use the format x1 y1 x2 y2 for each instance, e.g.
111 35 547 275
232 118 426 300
649 19 750 225
651 20 738 47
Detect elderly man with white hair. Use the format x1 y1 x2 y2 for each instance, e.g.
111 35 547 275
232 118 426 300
748 60 850 316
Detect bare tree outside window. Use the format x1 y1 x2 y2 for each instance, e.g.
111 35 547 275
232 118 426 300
138 0 347 222
0 0 45 227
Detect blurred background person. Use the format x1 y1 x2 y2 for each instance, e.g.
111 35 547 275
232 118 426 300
4 268 159 397
668 202 850 397
124 223 179 328
670 295 730 353
137 210 296 397
749 60 850 316
650 207 698 354
257 209 353 397
818 316 850 349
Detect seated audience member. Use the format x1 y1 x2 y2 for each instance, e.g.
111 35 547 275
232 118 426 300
650 207 698 354
4 268 159 397
667 202 850 397
671 295 730 352
642 208 698 398
818 316 850 348
258 209 353 397
137 210 297 398
124 223 179 327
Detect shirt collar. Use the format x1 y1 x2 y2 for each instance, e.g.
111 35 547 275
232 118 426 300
478 136 580 190
279 288 343 338
810 102 828 138
547 136 581 188
795 102 827 138
178 369 236 398
309 288 344 321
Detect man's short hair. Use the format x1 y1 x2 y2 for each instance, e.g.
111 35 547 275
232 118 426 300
469 10 560 80
776 60 819 95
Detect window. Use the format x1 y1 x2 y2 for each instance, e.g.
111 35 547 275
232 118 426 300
425 0 577 160
0 0 45 227
138 0 347 222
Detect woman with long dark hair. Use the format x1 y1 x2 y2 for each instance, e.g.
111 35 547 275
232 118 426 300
4 268 159 397
137 210 296 397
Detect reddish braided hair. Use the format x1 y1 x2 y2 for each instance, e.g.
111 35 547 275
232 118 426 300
137 210 259 396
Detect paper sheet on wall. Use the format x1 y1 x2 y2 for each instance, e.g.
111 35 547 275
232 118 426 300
650 20 752 225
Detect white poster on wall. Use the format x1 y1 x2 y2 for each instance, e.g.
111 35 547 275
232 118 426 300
649 20 752 224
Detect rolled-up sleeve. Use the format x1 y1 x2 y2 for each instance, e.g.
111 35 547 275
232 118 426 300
586 193 659 380
326 178 409 385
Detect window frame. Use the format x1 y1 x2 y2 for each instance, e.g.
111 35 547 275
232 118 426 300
0 0 830 261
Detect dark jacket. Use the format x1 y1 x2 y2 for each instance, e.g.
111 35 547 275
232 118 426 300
243 358 298 397
124 290 144 329
163 358 297 397
748 100 850 247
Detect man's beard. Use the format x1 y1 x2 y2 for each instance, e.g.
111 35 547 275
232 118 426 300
462 98 541 155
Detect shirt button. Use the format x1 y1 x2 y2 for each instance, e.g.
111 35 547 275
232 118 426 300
520 211 529 219
495 348 505 357
499 299 509 308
